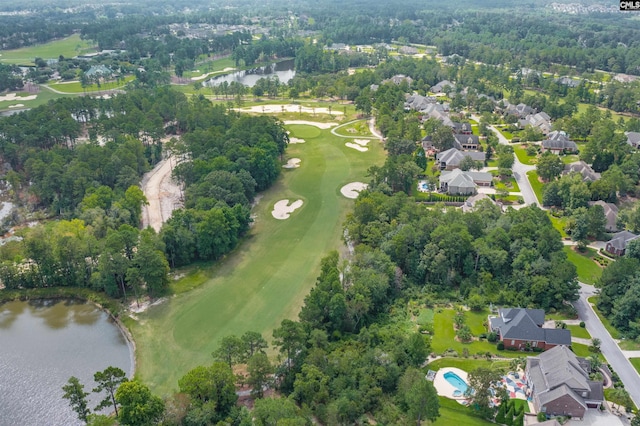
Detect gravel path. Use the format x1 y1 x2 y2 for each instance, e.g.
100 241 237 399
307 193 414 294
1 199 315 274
140 156 183 232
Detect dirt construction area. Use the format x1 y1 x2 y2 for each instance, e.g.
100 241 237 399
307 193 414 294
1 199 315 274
140 156 183 232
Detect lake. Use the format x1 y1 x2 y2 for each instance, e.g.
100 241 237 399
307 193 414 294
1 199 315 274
204 59 295 87
0 299 133 426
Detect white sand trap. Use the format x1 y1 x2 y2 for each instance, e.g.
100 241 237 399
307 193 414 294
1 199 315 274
353 139 370 146
0 93 37 102
8 104 24 108
272 199 303 219
345 143 368 152
283 158 301 169
289 137 306 144
190 67 236 80
283 120 338 129
341 182 368 199
237 104 344 115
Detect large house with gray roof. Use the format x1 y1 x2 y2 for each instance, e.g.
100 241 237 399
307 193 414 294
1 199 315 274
453 134 479 150
430 80 456 94
489 308 571 351
439 169 492 195
563 161 600 182
541 131 578 154
626 131 640 149
605 230 639 256
526 345 603 419
436 148 485 170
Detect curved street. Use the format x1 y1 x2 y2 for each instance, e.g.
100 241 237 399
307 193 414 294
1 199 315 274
574 282 640 408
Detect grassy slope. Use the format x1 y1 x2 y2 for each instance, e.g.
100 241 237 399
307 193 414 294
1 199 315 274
0 34 96 65
526 170 544 204
567 324 591 339
562 246 603 285
630 358 640 375
128 123 384 396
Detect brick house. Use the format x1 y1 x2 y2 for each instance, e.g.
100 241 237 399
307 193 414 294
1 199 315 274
526 345 603 419
605 230 639 256
489 308 571 351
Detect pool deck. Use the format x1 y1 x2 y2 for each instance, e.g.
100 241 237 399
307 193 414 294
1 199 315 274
433 367 470 400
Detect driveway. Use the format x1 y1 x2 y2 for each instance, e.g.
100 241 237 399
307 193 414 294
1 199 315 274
574 282 640 408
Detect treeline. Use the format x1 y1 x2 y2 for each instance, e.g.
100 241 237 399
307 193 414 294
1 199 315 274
0 89 288 298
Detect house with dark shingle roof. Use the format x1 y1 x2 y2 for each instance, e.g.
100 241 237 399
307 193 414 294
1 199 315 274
452 122 472 135
541 131 578 154
430 80 456 94
526 345 603 419
453 134 479 150
605 230 639 256
489 308 571 351
589 201 619 232
439 169 492 195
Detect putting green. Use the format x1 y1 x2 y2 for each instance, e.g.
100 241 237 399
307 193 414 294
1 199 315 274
128 123 384 396
287 124 321 139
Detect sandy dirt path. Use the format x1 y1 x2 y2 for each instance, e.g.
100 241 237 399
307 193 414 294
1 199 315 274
141 156 183 232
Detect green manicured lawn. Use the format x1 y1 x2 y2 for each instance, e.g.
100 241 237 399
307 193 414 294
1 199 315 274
46 75 135 93
571 343 604 360
548 214 569 238
466 309 490 335
604 388 638 411
434 397 495 426
618 339 640 351
512 399 530 413
587 296 621 339
0 88 73 112
513 145 536 165
183 57 237 79
561 154 580 164
526 170 544 204
128 123 385 396
630 358 640 376
567 324 591 339
417 308 435 325
331 119 375 138
562 246 602 285
494 178 520 193
428 357 511 372
0 33 97 65
432 309 522 358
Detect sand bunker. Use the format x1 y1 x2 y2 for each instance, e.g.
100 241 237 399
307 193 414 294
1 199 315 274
283 120 338 129
237 104 344 115
190 67 236 80
272 199 303 220
345 138 371 152
341 182 368 199
8 104 24 108
289 137 306 144
283 158 301 169
0 93 37 102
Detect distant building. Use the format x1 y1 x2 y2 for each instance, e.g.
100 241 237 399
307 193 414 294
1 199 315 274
462 193 497 213
436 148 485 170
85 65 113 78
556 76 582 88
626 131 640 149
563 161 600 182
430 80 456 94
589 201 619 233
453 134 480 150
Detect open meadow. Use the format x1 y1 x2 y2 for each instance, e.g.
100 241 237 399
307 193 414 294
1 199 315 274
0 34 96 65
126 118 384 396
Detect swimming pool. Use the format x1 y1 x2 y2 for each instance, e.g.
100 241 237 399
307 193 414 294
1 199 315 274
444 371 469 394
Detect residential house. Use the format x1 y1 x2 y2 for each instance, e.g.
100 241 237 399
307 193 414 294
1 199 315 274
452 122 473 135
541 131 578 154
505 101 536 119
556 76 582 88
462 193 497 213
436 148 485 170
589 201 619 232
526 345 604 419
430 80 456 94
439 169 492 195
399 46 418 55
605 230 639 256
519 112 552 135
85 65 113 78
563 161 600 182
626 131 640 149
453 134 480 150
384 74 413 86
404 94 437 112
488 308 571 351
421 103 454 127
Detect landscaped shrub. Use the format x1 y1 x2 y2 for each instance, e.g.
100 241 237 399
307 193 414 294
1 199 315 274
537 412 547 422
505 406 514 426
488 332 498 342
580 321 585 328
495 402 507 424
514 412 524 426
497 341 505 350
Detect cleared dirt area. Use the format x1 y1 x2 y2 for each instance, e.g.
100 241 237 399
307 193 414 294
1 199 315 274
140 156 183 232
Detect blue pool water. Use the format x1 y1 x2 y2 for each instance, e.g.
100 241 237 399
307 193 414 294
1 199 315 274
444 371 469 394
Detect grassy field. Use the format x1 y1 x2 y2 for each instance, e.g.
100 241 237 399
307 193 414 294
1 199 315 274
567 324 591 339
562 246 603 285
432 308 521 358
0 88 73 112
571 342 604 360
513 145 536 165
434 397 495 426
0 33 96 65
526 170 544 204
549 215 569 238
630 358 640 376
127 121 384 396
45 75 135 93
494 177 520 193
183 57 237 79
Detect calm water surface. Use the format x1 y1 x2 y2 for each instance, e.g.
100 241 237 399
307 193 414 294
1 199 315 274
204 59 295 87
0 299 133 426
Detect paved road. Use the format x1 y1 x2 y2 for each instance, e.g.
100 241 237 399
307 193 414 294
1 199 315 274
574 282 640 408
486 124 538 206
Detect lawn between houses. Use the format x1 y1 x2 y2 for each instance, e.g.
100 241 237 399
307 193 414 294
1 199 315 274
127 121 385 396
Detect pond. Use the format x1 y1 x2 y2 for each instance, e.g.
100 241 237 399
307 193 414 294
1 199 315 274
204 59 296 88
0 299 133 425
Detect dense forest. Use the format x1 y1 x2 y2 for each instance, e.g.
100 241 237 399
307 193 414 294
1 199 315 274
0 88 287 299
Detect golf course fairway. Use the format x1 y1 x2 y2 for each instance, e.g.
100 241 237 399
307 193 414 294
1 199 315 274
127 120 384 396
